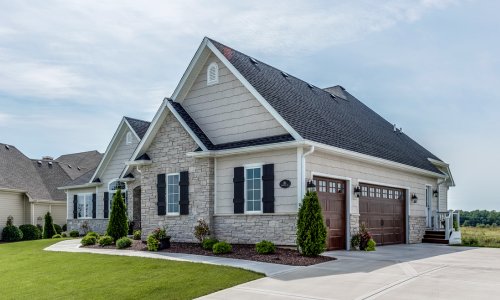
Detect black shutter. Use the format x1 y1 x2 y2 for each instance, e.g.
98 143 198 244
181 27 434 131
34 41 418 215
233 167 245 214
73 195 78 219
103 192 109 218
179 171 189 215
262 164 275 213
92 193 97 218
157 174 166 215
125 191 128 207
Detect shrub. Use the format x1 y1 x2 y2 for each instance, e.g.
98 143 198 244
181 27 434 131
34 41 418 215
6 217 13 227
19 224 40 241
98 236 114 246
62 224 67 232
61 232 67 237
147 234 159 251
81 236 96 246
493 223 498 228
296 190 327 257
42 212 57 239
133 229 142 240
365 239 376 251
69 231 79 237
36 224 43 238
194 219 211 243
213 241 232 254
255 240 275 254
453 221 459 231
79 221 92 235
106 189 128 241
54 224 63 235
117 237 133 249
1 226 23 242
203 238 219 250
350 234 362 249
52 234 62 239
86 232 100 239
462 236 479 246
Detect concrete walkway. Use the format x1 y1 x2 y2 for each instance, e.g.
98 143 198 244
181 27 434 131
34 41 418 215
44 239 302 276
197 243 500 300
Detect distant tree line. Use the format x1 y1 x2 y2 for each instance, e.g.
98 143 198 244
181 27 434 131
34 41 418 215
460 210 500 227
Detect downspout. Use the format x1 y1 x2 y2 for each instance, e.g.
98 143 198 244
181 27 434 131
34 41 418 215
301 146 315 202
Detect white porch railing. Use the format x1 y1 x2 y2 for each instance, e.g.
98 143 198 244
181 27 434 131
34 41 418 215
433 209 460 241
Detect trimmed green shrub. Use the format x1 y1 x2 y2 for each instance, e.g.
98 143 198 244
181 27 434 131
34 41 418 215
62 224 67 232
365 238 376 251
117 237 133 249
194 219 211 243
81 236 96 246
203 238 219 250
106 189 128 241
1 226 23 242
213 241 232 254
36 224 43 238
19 224 40 241
350 234 362 249
86 232 100 239
42 212 57 239
61 232 67 237
52 234 62 239
255 240 275 254
54 224 63 235
147 234 159 251
296 190 327 257
133 229 141 240
98 235 114 246
69 231 79 237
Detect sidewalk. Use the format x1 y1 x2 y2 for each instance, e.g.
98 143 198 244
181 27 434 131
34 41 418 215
44 239 303 276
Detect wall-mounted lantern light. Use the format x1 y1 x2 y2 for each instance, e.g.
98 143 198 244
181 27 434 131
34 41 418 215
354 186 361 198
307 180 316 192
411 194 418 203
433 189 439 197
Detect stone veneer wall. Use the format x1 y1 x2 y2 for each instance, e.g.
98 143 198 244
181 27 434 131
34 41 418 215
213 214 298 245
140 113 214 242
67 219 109 235
409 216 427 244
350 214 360 238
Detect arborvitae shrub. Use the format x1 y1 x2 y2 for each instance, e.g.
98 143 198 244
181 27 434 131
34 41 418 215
296 190 327 257
255 240 276 254
2 226 23 242
42 212 57 239
105 189 128 241
19 224 40 241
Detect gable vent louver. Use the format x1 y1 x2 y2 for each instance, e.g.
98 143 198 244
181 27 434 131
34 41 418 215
249 57 258 64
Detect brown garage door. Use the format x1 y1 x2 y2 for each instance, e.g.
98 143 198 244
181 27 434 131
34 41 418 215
314 176 346 251
359 184 406 246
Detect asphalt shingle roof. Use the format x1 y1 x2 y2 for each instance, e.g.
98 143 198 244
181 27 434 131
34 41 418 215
125 117 151 140
55 150 103 180
199 38 443 174
60 167 97 188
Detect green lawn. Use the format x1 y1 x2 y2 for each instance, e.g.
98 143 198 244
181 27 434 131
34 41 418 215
0 239 264 300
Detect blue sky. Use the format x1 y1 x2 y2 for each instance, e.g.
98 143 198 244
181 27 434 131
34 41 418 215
0 0 498 211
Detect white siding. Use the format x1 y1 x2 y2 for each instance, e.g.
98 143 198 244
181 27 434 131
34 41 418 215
182 52 288 145
51 205 67 226
0 191 25 239
34 204 50 226
439 185 448 212
216 148 297 214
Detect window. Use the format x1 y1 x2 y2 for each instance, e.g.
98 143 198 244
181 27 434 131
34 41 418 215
207 62 219 85
338 183 345 194
382 189 388 198
318 180 326 192
126 132 132 145
108 180 127 213
369 187 375 197
376 188 381 197
329 182 336 193
77 194 92 219
362 186 367 196
167 173 180 214
389 190 393 199
245 166 262 213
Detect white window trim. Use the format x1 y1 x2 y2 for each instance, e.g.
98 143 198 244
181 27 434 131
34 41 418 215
244 163 265 214
108 179 128 214
166 173 180 216
207 62 219 85
126 132 132 145
77 193 93 219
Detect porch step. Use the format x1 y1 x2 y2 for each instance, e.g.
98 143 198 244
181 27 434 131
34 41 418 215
423 234 446 240
425 230 445 236
422 238 448 244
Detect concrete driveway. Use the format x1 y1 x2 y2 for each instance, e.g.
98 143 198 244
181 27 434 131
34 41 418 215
198 244 500 300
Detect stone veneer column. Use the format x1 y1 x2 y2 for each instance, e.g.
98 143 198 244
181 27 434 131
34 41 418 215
409 216 427 244
350 214 360 238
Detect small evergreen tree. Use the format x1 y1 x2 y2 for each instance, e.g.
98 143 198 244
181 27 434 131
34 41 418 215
296 190 327 256
106 189 128 241
42 212 57 239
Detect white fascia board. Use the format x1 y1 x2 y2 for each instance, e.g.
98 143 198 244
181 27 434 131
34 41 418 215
124 160 153 166
205 40 302 141
0 187 27 194
123 118 141 141
57 182 103 190
90 118 127 182
186 140 306 158
171 38 209 101
428 158 455 186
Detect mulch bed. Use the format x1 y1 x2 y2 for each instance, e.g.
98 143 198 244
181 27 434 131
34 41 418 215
81 240 336 266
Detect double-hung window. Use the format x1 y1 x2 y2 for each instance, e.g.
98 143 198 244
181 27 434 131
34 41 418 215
244 164 263 213
167 173 180 214
108 180 127 213
77 194 92 219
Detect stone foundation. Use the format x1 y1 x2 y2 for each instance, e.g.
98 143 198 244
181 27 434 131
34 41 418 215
409 216 427 244
67 219 109 235
213 213 297 245
350 214 360 238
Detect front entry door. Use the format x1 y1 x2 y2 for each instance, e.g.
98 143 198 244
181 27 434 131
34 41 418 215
314 176 346 251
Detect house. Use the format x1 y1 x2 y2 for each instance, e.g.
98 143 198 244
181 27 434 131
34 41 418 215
0 143 102 238
61 37 455 249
